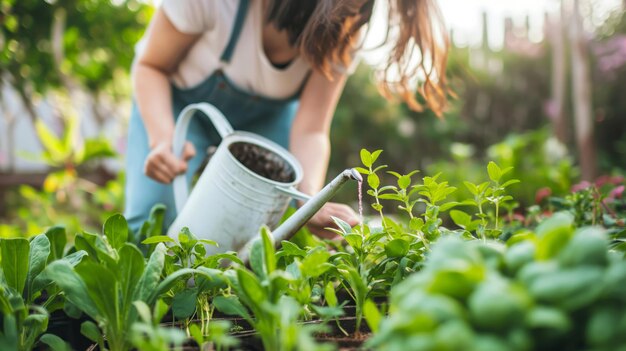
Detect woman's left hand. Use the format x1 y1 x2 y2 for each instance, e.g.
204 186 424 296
306 202 360 239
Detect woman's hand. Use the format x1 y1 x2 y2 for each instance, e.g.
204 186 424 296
306 202 360 239
144 141 196 184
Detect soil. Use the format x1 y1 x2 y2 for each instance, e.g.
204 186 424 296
228 142 295 183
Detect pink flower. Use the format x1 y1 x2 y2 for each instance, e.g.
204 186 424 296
595 175 624 187
609 185 625 199
571 181 592 193
535 187 552 204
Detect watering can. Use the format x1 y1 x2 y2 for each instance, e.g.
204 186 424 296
166 103 362 261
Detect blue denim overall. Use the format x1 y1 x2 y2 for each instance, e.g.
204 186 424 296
124 0 302 233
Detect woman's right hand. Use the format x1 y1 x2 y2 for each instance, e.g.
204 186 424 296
144 141 196 184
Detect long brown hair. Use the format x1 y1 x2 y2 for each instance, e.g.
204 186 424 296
267 0 450 115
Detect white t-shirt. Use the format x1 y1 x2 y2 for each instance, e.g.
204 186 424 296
157 0 312 100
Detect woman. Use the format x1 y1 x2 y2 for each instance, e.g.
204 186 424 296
124 0 449 237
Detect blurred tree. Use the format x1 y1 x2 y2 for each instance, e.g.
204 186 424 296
0 0 152 167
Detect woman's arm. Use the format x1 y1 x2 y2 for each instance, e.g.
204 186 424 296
132 8 199 183
290 70 359 237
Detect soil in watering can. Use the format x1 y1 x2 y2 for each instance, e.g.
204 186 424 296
229 142 295 183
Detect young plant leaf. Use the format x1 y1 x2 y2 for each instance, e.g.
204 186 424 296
249 239 265 279
141 236 175 245
487 162 502 182
363 299 382 333
367 173 380 189
324 281 338 307
26 235 50 301
450 210 472 228
132 243 166 303
385 239 409 258
331 216 353 235
371 150 383 164
80 320 102 343
103 214 129 249
117 244 145 318
300 247 331 278
39 334 71 351
75 261 118 325
45 261 100 320
0 238 29 295
360 149 372 168
213 296 251 321
236 269 267 305
45 226 66 263
172 288 198 319
261 227 276 275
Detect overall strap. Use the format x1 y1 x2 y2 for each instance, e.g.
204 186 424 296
220 0 251 63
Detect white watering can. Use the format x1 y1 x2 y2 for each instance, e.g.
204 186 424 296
167 103 361 261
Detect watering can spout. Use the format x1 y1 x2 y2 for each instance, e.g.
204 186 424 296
237 168 362 262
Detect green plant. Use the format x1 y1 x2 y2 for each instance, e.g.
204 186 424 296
367 212 626 351
142 226 240 339
129 301 185 351
42 215 208 351
0 229 82 350
214 228 332 351
452 161 520 241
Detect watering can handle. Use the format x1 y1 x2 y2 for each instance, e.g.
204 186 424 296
172 103 234 214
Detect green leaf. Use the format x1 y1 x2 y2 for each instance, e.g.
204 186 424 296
172 288 198 319
44 226 67 262
236 269 266 306
300 247 331 278
464 181 479 195
371 150 383 164
132 243 166 303
35 120 65 163
385 239 409 258
450 210 472 228
82 138 116 162
278 241 306 258
439 202 460 212
487 162 502 182
80 320 102 343
1 238 29 295
410 217 424 231
324 281 338 307
363 299 382 333
39 334 71 351
45 261 100 320
354 167 370 175
249 238 265 279
213 295 251 321
535 212 574 260
141 236 175 245
198 239 218 247
103 214 129 249
133 301 152 324
360 149 372 168
26 235 50 301
75 261 118 324
502 179 521 188
118 244 145 319
332 216 353 235
261 227 276 275
345 234 363 251
367 173 380 189
398 175 411 190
